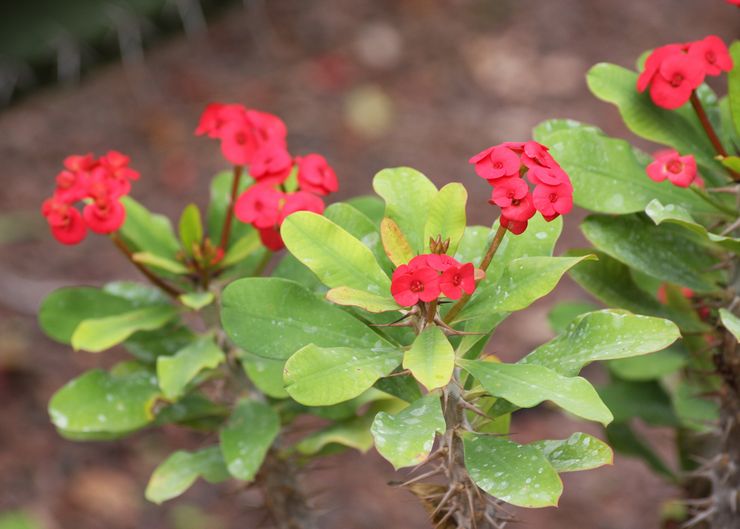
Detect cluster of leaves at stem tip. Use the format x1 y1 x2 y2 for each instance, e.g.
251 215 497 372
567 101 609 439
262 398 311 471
533 30 740 528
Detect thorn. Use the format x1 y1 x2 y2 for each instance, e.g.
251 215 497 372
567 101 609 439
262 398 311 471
465 486 478 529
434 503 457 528
459 399 495 420
681 507 716 528
394 467 444 488
432 483 460 517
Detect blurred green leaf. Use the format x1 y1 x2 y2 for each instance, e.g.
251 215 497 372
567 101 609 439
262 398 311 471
219 399 279 481
146 447 229 504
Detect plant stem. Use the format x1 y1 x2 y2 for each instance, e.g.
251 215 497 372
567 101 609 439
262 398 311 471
110 233 182 298
689 92 740 182
219 165 243 251
426 299 438 325
443 223 507 324
253 250 273 276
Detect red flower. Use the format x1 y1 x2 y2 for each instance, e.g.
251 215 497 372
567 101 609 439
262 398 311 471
439 263 476 300
498 192 536 223
279 191 326 222
637 44 684 92
500 215 528 235
220 118 263 166
649 53 705 110
83 198 126 234
522 141 557 169
532 182 574 219
54 170 89 203
234 184 284 229
195 103 245 138
646 149 698 187
728 0 740 6
250 144 293 186
41 197 87 245
408 254 461 272
391 266 441 306
297 154 339 195
258 226 285 251
688 35 733 76
470 145 521 181
526 164 570 186
490 176 529 208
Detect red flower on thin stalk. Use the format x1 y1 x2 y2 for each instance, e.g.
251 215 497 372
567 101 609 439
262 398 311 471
646 149 699 188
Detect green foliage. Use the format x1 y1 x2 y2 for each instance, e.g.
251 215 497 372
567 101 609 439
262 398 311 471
120 197 181 258
146 447 230 504
219 400 280 481
531 433 613 473
423 183 467 254
729 42 740 137
179 203 203 256
402 327 455 390
719 308 740 341
157 336 225 399
371 393 445 469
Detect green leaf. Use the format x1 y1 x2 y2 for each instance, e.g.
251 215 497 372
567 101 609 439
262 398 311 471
453 226 491 266
645 199 740 253
39 287 137 343
719 308 740 342
326 286 400 313
729 41 740 137
179 291 215 310
522 310 681 376
547 301 600 334
345 195 386 225
533 120 719 214
598 379 678 426
455 256 594 322
71 305 178 353
402 327 454 390
324 202 391 272
462 433 562 508
530 432 613 473
221 278 394 360
207 170 252 244
605 422 676 480
132 252 189 274
284 344 402 406
119 196 180 258
219 399 279 480
297 414 375 455
374 374 424 403
380 217 415 267
179 203 203 255
0 511 42 529
123 324 195 364
566 248 709 333
423 183 467 254
157 336 225 399
221 230 261 267
49 367 161 434
371 393 445 469
608 344 687 380
582 214 720 292
673 380 720 432
145 446 230 504
103 281 170 305
281 211 391 295
373 167 438 252
585 63 723 183
238 352 288 399
458 360 613 425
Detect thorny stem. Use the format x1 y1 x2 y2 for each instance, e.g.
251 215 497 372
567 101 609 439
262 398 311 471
219 165 243 251
257 451 318 529
444 223 507 324
110 232 182 298
689 92 740 182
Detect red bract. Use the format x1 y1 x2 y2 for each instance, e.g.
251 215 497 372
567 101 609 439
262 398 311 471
297 154 339 195
469 145 521 181
646 149 698 187
250 144 293 186
195 103 245 138
688 36 733 76
41 197 87 245
637 44 684 92
470 141 574 235
42 152 136 245
234 184 285 229
258 226 285 251
649 54 705 110
440 263 476 300
532 182 574 218
391 266 441 306
280 192 325 222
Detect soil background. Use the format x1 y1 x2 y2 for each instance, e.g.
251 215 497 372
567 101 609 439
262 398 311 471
0 1 737 528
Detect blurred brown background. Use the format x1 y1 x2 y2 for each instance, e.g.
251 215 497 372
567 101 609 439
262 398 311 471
0 1 737 528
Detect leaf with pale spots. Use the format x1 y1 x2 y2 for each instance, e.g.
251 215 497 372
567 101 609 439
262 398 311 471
284 344 403 406
219 399 279 481
530 432 613 473
371 393 445 469
458 359 613 426
522 309 681 376
326 286 400 313
403 326 454 390
462 433 562 508
281 211 391 295
145 446 230 504
48 367 161 434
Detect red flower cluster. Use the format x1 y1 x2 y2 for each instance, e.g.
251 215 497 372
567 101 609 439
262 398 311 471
637 36 733 110
41 152 138 245
469 141 573 235
196 103 339 250
646 149 700 188
391 254 478 307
